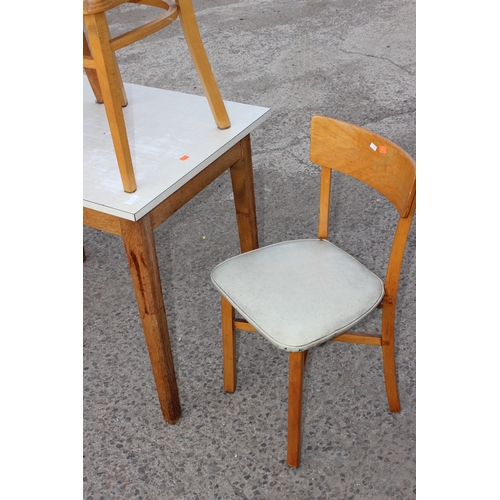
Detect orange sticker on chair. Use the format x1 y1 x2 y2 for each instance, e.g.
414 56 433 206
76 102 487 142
379 146 387 154
180 155 190 161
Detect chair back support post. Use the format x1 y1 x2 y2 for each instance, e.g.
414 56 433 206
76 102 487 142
380 193 415 411
382 191 416 332
317 166 332 239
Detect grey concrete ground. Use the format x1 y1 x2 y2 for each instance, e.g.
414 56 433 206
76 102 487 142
83 0 416 498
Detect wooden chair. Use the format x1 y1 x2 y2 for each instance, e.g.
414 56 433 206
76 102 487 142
83 0 231 193
210 115 416 467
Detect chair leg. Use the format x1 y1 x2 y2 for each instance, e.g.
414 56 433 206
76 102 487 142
287 350 306 467
83 12 136 193
176 0 231 129
221 296 236 392
382 341 401 412
381 300 401 413
111 52 128 108
83 32 103 103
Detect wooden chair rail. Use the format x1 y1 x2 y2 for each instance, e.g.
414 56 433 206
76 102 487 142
233 318 383 346
233 319 256 331
331 332 382 346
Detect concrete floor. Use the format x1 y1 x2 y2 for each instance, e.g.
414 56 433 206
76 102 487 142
83 0 416 498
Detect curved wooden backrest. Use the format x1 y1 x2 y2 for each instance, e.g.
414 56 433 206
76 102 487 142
310 115 416 218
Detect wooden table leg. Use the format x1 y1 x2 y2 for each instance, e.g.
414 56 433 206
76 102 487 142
230 134 259 253
119 214 182 423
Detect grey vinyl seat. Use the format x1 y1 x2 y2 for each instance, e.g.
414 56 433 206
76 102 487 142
210 115 416 467
211 239 384 352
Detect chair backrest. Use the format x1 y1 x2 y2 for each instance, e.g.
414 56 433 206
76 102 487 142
310 115 416 219
309 115 416 314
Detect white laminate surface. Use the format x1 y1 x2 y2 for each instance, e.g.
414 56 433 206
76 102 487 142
83 78 270 221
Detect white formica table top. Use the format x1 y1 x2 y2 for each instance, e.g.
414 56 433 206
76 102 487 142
83 78 271 221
